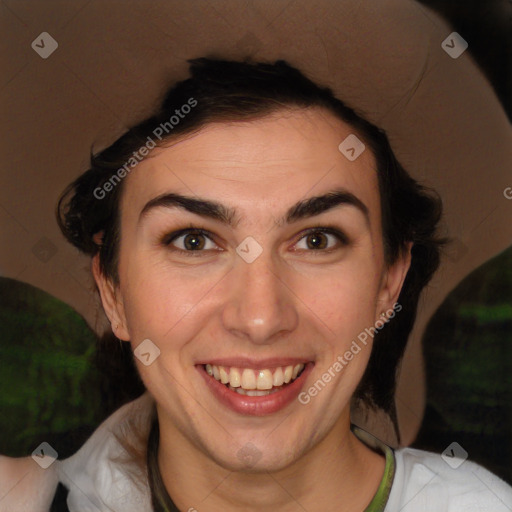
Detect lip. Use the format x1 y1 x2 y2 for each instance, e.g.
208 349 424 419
197 361 314 416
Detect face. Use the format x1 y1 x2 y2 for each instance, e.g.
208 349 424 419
94 107 410 472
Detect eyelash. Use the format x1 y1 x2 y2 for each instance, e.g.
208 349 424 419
161 225 349 257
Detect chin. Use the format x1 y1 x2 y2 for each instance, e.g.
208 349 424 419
202 431 306 474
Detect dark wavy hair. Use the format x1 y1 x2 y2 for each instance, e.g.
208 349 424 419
57 57 445 480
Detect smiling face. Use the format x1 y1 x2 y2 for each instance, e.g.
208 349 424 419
94 107 410 473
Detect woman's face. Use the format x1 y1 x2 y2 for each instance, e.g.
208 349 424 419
95 107 410 472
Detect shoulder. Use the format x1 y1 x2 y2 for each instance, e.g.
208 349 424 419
386 446 512 512
0 394 155 512
0 454 59 512
57 392 155 512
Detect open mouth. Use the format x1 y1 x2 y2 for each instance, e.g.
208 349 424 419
204 363 307 397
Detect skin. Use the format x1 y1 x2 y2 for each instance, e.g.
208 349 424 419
0 456 59 512
93 107 411 512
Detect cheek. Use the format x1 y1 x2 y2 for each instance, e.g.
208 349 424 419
119 255 222 343
300 258 383 341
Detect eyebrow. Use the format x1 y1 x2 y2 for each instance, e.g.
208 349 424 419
138 187 370 228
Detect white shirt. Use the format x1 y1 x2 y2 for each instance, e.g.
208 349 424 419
387 446 512 511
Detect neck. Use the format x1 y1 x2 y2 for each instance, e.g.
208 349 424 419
155 408 386 512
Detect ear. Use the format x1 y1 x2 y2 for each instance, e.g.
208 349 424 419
92 253 130 341
375 242 413 320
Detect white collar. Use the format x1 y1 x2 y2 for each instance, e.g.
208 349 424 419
57 393 154 512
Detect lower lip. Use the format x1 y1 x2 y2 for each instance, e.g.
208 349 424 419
198 363 314 416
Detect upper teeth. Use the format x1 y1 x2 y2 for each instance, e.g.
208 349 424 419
205 364 305 390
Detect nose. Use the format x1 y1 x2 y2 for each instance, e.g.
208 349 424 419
221 250 299 346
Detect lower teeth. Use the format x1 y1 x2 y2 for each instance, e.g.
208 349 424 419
228 384 283 396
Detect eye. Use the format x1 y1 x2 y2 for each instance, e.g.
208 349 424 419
161 226 348 257
294 228 348 253
163 228 220 255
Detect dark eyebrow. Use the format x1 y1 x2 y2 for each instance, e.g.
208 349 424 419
138 188 369 227
139 193 240 226
284 189 369 226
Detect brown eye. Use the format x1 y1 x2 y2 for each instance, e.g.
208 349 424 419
305 231 329 250
294 228 348 252
182 232 206 250
165 229 219 253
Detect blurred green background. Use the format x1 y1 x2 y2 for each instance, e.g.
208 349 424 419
0 277 103 458
414 244 512 484
0 276 143 459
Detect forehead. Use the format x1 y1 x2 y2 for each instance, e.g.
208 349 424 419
120 108 380 226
